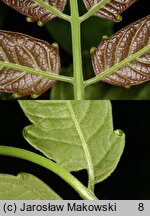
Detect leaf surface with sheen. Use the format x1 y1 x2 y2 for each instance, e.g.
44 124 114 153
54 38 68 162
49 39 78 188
0 31 60 98
91 15 150 87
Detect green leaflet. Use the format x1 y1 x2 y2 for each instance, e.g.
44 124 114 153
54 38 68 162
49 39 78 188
19 100 125 184
0 173 61 200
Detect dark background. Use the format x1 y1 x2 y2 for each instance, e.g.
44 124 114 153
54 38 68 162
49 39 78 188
0 0 150 100
0 101 150 200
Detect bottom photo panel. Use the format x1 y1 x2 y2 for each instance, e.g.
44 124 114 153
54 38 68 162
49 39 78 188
0 100 149 200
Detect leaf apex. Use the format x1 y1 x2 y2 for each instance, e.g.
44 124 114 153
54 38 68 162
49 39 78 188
31 93 39 99
17 172 27 178
26 17 35 23
90 47 97 54
23 125 32 137
115 15 122 22
102 35 109 41
114 129 124 137
12 92 21 98
125 85 131 89
37 21 45 27
52 42 59 49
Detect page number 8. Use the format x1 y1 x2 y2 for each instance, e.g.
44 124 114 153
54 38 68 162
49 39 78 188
138 203 144 211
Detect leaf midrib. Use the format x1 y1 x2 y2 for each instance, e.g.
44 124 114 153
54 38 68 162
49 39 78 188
67 101 94 191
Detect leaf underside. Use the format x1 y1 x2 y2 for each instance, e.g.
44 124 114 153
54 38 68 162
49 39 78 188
1 0 68 24
19 100 125 184
91 15 150 87
0 173 61 200
0 31 60 97
83 0 137 22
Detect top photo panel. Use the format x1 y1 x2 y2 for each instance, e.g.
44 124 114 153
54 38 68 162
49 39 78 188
0 0 149 100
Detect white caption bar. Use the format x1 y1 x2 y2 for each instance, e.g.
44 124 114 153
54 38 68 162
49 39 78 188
0 200 149 216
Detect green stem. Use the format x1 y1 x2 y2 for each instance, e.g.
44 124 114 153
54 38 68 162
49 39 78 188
84 44 150 86
80 0 109 22
34 0 71 22
0 146 98 200
70 0 84 100
0 61 73 84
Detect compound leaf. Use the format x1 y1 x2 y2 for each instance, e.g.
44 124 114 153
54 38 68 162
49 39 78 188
0 31 60 98
19 100 125 185
83 0 137 22
1 0 68 25
0 173 61 200
91 15 150 87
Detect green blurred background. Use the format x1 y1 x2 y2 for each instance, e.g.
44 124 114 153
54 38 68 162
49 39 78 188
0 0 149 99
